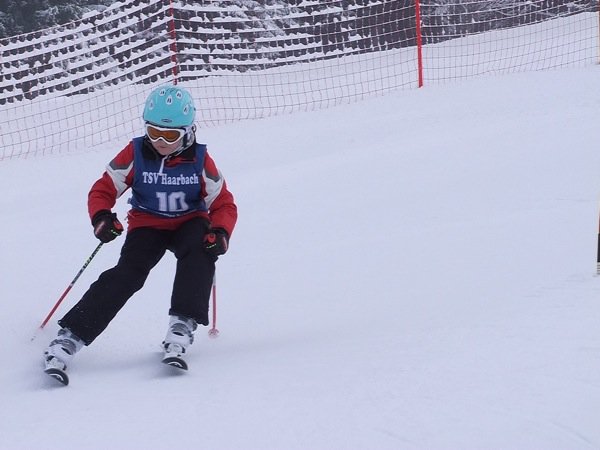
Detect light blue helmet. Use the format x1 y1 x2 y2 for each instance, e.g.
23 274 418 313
143 85 196 128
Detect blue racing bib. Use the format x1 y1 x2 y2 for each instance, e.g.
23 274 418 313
129 137 207 217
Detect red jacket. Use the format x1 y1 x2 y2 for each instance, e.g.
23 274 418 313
88 138 237 236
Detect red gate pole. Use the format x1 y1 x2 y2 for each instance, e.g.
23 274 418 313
167 0 179 84
415 0 424 88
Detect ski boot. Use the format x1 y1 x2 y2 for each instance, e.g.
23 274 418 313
162 315 197 370
43 328 84 386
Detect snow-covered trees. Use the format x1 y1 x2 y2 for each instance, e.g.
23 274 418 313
0 0 113 37
421 0 597 43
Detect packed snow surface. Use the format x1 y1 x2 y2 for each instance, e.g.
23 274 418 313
1 60 599 450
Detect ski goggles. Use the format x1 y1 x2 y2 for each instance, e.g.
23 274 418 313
145 123 186 144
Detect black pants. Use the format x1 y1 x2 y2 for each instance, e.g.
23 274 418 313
59 218 215 345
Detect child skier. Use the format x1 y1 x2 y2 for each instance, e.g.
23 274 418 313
43 85 237 384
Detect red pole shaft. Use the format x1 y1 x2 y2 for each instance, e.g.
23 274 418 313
211 282 217 329
414 0 424 88
597 207 600 275
208 275 220 337
39 285 75 330
168 0 179 84
38 242 103 330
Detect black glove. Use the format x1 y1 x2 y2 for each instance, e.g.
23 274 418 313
92 210 124 243
203 228 229 257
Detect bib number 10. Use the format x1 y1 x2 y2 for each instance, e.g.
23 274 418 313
156 191 189 213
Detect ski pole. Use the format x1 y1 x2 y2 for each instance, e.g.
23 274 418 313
597 206 600 275
208 273 220 338
34 242 104 336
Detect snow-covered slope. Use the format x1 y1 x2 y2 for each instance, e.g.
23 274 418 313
0 64 599 448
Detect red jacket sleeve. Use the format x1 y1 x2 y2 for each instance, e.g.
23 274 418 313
88 142 135 221
203 152 238 237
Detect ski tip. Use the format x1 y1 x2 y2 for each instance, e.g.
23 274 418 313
162 357 188 371
44 368 69 386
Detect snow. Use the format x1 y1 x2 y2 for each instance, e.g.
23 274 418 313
1 41 600 450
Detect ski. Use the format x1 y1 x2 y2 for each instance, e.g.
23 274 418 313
162 356 188 370
44 367 69 386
